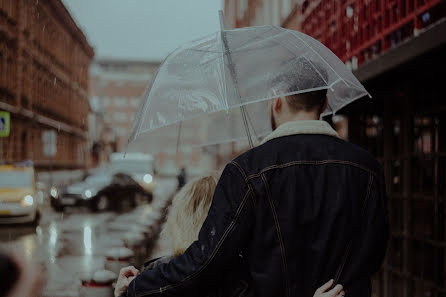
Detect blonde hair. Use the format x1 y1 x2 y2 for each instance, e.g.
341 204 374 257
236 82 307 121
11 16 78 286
162 174 219 256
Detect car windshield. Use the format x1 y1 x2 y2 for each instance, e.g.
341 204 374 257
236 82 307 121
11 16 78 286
85 175 111 185
0 171 33 188
110 160 152 175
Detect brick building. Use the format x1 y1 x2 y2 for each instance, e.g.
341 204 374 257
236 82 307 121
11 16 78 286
89 59 219 175
0 0 94 170
225 1 446 296
88 59 160 163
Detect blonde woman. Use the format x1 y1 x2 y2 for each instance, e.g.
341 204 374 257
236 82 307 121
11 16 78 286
115 175 345 297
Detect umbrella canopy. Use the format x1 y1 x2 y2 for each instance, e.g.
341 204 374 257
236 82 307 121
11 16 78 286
128 25 370 153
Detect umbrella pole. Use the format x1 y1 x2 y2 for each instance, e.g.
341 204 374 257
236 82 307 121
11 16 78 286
218 10 254 149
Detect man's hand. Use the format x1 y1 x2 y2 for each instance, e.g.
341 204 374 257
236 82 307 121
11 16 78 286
115 266 140 297
313 279 345 297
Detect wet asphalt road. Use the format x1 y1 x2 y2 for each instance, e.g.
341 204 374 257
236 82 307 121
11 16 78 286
0 205 143 297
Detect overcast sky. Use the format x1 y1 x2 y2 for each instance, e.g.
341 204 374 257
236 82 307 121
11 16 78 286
62 0 223 62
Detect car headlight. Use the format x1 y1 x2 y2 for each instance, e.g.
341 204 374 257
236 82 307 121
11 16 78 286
84 189 93 199
143 174 153 184
21 195 34 207
50 187 58 199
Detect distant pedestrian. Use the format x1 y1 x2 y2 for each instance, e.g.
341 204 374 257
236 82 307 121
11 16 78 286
177 167 186 189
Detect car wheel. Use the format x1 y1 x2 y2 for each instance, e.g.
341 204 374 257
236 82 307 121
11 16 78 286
95 195 109 212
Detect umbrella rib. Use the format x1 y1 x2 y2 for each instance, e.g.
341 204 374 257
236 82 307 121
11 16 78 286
185 49 226 54
218 28 229 111
224 58 253 147
131 73 156 141
131 45 180 141
245 108 259 142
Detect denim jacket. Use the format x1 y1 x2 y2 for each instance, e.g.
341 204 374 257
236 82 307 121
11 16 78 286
126 120 389 297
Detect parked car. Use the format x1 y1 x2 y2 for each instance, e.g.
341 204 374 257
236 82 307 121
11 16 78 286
0 163 40 224
51 172 151 212
94 173 150 212
51 173 112 212
109 153 156 200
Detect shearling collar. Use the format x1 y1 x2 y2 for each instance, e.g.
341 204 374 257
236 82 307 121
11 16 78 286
260 120 339 145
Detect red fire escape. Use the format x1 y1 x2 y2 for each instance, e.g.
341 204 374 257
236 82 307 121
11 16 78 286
297 0 446 67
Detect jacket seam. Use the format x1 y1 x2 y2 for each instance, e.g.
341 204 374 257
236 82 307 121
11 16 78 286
333 173 374 285
231 160 257 208
134 187 252 297
230 161 248 180
261 173 290 297
247 160 377 181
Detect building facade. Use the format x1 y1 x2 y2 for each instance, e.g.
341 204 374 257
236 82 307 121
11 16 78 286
88 59 160 164
88 59 218 174
225 1 446 296
0 0 94 170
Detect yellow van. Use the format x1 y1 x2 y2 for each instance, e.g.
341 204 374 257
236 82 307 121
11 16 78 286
0 164 40 224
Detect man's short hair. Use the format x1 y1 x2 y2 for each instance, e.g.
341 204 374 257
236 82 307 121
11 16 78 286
285 89 327 113
274 57 329 113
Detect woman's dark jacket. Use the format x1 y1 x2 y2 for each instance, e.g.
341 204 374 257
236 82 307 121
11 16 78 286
125 121 389 297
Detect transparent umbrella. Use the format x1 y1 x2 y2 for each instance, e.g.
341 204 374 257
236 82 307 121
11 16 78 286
128 14 370 153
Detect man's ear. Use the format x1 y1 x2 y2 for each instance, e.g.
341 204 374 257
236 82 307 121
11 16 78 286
274 97 282 112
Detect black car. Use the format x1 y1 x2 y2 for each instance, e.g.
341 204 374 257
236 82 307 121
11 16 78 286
93 173 152 212
51 172 151 212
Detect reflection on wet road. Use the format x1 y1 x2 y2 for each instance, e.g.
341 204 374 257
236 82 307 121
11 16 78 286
0 179 177 297
0 207 124 297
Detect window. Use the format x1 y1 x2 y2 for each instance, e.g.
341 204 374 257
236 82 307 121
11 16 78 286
237 0 248 19
130 97 140 107
116 126 128 136
272 0 280 26
281 0 292 20
101 96 110 107
114 96 128 107
264 0 271 24
113 112 128 122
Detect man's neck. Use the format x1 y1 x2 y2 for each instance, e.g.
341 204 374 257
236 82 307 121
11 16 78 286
279 112 319 126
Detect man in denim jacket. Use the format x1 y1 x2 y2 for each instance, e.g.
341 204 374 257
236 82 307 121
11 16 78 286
121 87 389 297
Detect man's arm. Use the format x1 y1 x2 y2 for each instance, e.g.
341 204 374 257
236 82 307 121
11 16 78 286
126 162 254 297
